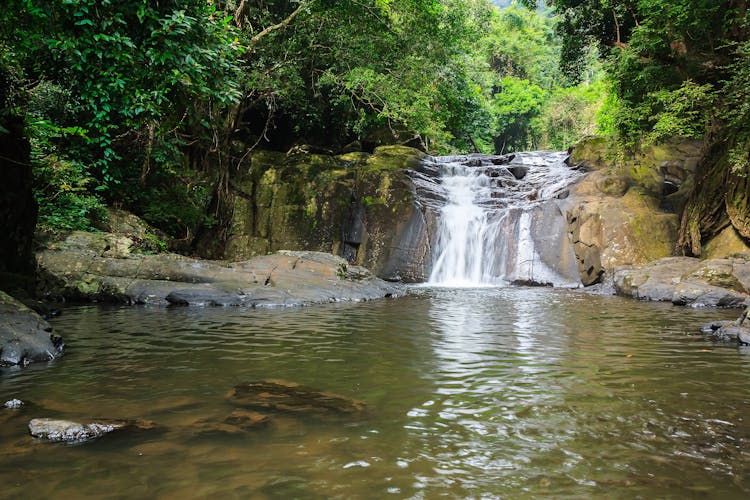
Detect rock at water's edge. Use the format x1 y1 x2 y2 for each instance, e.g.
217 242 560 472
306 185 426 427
0 291 64 366
702 307 750 345
36 237 400 307
614 257 750 307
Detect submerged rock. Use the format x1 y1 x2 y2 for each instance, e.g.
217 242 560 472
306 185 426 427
227 380 366 416
28 418 157 443
0 291 64 366
188 410 271 437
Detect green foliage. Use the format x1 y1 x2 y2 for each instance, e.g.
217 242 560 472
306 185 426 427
532 78 609 149
239 0 500 153
491 76 546 152
552 0 745 145
482 3 560 88
32 155 107 233
3 0 244 236
641 81 715 145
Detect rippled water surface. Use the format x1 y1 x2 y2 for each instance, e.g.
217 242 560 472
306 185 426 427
1 288 749 498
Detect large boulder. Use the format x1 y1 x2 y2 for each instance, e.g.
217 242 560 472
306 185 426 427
613 256 750 307
0 291 63 366
564 137 702 285
195 146 430 282
36 232 400 307
564 172 678 285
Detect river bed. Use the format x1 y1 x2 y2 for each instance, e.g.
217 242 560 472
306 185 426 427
1 287 748 498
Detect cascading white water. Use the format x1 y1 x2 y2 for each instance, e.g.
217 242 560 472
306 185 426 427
424 152 582 287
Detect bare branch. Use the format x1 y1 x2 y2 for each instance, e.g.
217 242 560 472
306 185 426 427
248 1 314 47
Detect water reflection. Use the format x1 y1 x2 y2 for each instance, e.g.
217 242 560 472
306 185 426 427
1 289 748 497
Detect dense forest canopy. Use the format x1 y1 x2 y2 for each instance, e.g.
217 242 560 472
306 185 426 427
1 0 748 249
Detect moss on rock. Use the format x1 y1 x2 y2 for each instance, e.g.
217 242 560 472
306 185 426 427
195 145 428 280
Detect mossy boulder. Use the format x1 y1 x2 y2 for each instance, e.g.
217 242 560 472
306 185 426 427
565 137 702 285
568 136 612 171
569 136 701 199
197 146 430 281
703 226 750 259
565 171 679 285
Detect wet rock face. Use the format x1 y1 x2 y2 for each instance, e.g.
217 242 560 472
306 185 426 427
613 257 750 307
28 418 157 443
227 380 366 416
196 146 430 282
0 291 64 366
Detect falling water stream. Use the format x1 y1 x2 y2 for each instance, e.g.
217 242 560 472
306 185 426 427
418 152 583 287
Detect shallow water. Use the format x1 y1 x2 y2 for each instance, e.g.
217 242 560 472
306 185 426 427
1 288 748 498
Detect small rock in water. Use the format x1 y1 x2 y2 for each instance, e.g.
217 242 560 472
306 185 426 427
29 418 157 443
506 165 529 180
4 399 24 409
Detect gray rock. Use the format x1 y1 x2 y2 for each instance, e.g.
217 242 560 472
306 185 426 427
4 399 24 409
701 321 744 342
28 418 157 443
0 291 64 366
36 237 401 307
738 328 750 346
613 257 750 308
507 165 529 180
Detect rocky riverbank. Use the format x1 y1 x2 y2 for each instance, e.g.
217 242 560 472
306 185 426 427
36 231 399 307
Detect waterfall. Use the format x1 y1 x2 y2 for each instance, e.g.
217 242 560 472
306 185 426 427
413 152 582 287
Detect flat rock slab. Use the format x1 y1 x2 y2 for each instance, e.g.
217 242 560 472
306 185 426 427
29 418 157 443
37 233 400 307
613 257 750 307
228 380 366 416
0 291 64 366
